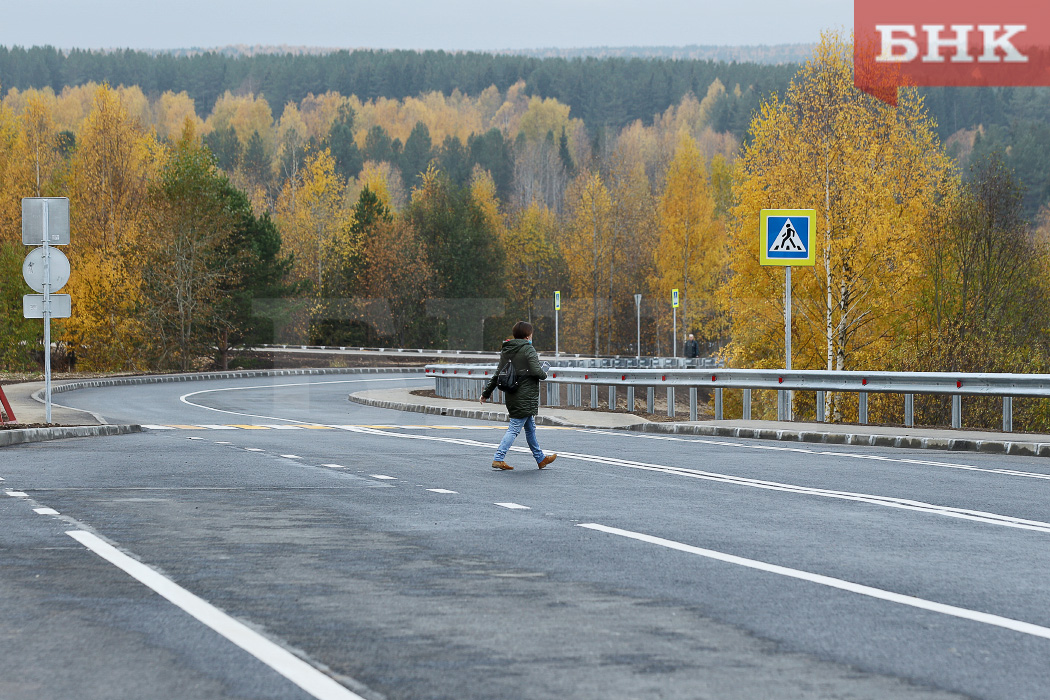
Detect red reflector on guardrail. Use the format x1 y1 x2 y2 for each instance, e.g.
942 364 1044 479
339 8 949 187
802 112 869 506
957 380 963 388
621 375 626 381
662 375 666 381
778 377 783 384
862 378 868 386
712 375 717 381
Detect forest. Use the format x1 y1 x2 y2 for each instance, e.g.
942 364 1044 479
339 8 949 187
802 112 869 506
2 35 1050 429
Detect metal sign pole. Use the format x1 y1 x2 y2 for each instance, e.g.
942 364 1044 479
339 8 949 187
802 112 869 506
42 201 52 423
785 265 792 421
673 307 677 358
555 308 559 358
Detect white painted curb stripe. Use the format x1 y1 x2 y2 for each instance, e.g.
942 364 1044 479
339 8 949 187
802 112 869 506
66 531 367 700
578 523 1050 641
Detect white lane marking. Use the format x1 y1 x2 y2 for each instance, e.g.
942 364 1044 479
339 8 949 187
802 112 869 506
216 441 233 445
179 377 426 424
323 463 347 469
244 448 265 452
34 507 59 515
196 425 239 430
6 491 28 497
281 455 302 459
260 425 304 430
427 489 457 494
579 523 1050 642
496 502 530 510
369 474 397 480
142 424 177 429
188 437 204 441
66 531 367 700
0 476 4 481
338 426 1050 535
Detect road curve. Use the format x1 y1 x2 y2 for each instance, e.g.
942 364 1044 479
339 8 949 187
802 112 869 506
2 371 1049 700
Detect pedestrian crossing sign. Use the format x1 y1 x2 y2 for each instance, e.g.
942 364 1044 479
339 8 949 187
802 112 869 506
760 209 815 266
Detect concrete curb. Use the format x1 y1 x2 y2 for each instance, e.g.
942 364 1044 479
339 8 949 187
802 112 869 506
623 422 1050 457
349 394 1050 457
0 424 141 447
348 394 631 429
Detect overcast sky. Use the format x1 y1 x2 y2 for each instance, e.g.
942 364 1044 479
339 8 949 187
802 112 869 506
4 0 852 51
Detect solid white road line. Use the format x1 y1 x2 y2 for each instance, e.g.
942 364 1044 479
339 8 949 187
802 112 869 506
579 523 1050 642
339 426 1050 536
495 502 530 510
66 530 368 700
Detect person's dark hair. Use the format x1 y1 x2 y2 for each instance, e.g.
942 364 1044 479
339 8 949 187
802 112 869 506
511 321 534 339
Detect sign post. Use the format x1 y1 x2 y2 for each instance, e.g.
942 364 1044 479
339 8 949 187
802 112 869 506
671 289 679 358
554 291 561 357
22 197 71 424
760 209 815 420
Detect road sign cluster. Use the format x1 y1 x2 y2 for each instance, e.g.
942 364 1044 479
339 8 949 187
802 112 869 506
22 197 72 319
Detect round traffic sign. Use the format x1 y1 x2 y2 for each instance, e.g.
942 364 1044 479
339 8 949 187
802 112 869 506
22 246 71 293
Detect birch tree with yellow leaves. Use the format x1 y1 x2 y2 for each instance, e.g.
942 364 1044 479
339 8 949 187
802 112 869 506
723 32 953 419
653 133 723 347
562 170 614 355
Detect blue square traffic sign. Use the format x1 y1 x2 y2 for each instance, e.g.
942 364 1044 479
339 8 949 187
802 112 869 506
760 209 815 266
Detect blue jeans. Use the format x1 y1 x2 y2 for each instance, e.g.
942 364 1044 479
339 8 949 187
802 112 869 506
493 416 545 463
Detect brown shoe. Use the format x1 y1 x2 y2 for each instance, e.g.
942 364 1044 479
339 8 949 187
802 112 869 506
491 461 513 470
537 454 557 469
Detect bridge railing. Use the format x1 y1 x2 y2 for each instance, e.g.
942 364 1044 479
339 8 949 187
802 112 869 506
424 365 1050 432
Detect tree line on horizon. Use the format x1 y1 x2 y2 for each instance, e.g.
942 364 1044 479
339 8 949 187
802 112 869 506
2 33 1050 430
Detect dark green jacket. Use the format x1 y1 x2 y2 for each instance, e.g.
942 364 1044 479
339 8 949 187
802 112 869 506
482 339 547 418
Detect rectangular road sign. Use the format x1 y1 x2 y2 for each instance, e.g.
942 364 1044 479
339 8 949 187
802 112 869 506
22 197 70 245
760 209 815 266
671 289 679 308
23 294 71 319
554 290 561 311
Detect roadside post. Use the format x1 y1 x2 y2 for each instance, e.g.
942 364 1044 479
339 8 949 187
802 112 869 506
671 289 679 359
22 197 72 424
634 293 642 360
554 290 561 357
760 209 815 420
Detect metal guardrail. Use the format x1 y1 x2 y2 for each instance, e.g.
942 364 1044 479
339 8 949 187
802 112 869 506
425 365 1050 432
258 344 717 369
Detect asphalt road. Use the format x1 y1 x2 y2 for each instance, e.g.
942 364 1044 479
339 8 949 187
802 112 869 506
3 372 1050 699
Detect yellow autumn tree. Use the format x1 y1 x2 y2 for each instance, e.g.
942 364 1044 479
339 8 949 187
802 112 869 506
723 32 953 418
275 147 347 290
562 170 615 355
653 132 724 347
65 84 165 369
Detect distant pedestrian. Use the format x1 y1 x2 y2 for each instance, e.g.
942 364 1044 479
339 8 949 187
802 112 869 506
480 321 557 471
684 333 700 359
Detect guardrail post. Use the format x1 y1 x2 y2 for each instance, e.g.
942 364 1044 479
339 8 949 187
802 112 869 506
689 387 698 421
647 387 655 414
905 394 914 427
952 395 962 429
858 392 868 424
743 389 752 420
574 384 582 407
627 386 635 412
609 386 617 411
777 390 785 421
590 384 599 409
667 387 675 418
1003 396 1013 432
715 387 723 420
816 391 825 422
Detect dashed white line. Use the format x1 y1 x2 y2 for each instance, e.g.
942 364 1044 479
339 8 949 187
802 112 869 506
66 530 368 700
579 523 1050 642
244 448 265 452
281 455 302 459
6 491 28 497
427 489 458 494
216 441 233 445
495 502 530 510
33 507 59 515
369 474 397 480
322 463 347 469
188 437 204 441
